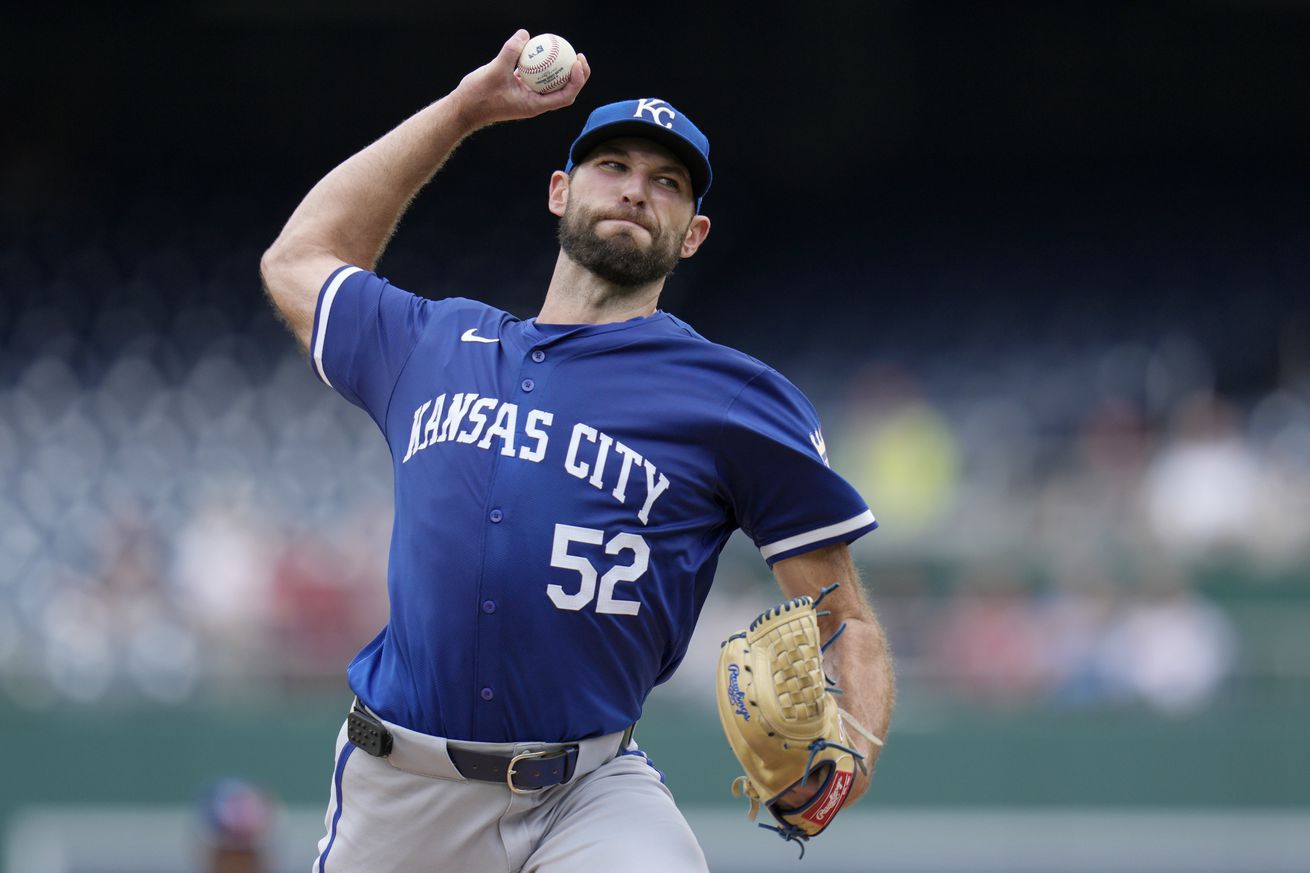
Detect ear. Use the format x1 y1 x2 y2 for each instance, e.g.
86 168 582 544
548 170 570 218
679 214 712 258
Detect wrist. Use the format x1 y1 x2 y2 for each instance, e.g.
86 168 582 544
443 87 493 136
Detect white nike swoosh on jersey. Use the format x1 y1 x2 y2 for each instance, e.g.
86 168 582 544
461 328 499 344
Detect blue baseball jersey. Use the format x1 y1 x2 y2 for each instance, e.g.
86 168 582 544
309 265 877 744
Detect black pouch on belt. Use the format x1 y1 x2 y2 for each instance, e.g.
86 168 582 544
347 703 394 757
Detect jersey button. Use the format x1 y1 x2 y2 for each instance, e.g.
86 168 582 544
531 350 546 363
480 687 494 701
521 378 535 392
489 509 503 523
481 599 497 614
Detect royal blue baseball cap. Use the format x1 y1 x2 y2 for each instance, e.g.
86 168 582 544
564 98 713 208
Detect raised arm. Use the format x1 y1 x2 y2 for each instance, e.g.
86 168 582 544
259 30 591 350
772 541 895 804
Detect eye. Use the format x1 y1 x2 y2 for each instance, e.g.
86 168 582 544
599 159 626 171
655 176 681 191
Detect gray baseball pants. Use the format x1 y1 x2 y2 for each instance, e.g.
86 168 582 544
312 711 710 872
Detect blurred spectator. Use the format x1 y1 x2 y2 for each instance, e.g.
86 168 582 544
1035 397 1152 569
1097 577 1238 714
270 530 376 686
173 498 277 679
1033 580 1121 706
929 565 1047 703
1245 388 1310 563
98 506 200 701
196 778 275 873
1145 392 1263 557
841 363 962 539
33 507 199 703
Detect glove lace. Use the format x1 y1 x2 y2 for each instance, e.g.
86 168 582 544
802 736 866 780
838 708 885 749
757 821 811 859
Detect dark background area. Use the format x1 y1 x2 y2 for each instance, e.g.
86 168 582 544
6 2 1308 384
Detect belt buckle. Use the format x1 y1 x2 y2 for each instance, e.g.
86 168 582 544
506 749 551 795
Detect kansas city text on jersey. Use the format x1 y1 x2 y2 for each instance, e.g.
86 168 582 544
402 392 672 525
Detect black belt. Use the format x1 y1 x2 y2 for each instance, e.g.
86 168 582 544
449 744 579 792
347 700 635 792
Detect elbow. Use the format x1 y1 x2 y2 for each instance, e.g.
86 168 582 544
258 238 318 309
259 243 287 305
258 244 279 279
259 240 298 295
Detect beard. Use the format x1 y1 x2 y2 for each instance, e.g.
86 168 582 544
557 201 685 288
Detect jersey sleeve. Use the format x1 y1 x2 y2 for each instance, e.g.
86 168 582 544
716 368 878 566
309 265 431 429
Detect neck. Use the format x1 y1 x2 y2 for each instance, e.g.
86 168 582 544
537 250 665 325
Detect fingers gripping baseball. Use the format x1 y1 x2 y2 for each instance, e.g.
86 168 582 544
456 30 590 127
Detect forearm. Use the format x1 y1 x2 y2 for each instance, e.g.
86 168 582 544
772 542 896 803
817 606 895 801
258 31 589 349
267 93 479 270
266 30 588 270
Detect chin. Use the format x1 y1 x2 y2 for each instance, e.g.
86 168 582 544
598 232 645 251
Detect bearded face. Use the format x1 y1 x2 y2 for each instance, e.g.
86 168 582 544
556 198 688 288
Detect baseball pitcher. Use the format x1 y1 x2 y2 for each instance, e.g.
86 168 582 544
260 30 895 873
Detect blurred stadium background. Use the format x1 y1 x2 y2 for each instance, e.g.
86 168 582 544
4 2 1310 872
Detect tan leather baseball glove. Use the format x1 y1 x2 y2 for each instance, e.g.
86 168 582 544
715 585 882 855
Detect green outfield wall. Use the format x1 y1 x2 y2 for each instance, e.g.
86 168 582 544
2 692 1305 846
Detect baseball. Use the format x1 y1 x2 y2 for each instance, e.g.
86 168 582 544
517 33 576 94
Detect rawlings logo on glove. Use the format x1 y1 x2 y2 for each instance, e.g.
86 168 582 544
715 584 883 856
726 663 751 720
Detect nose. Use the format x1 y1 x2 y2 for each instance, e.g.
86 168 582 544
619 173 649 208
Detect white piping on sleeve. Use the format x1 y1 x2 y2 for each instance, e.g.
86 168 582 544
312 266 363 387
758 510 877 561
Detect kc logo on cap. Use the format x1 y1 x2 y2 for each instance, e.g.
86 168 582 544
633 98 676 129
564 98 714 207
